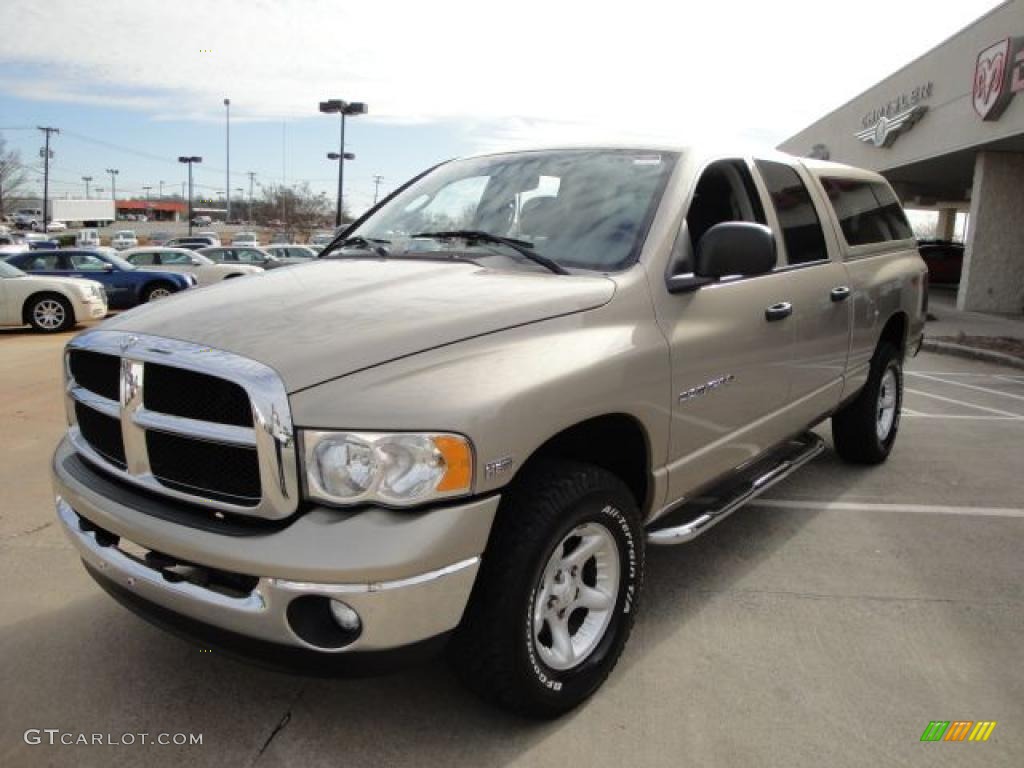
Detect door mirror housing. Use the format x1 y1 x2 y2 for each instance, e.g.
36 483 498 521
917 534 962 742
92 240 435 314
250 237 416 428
695 222 776 279
103 263 115 272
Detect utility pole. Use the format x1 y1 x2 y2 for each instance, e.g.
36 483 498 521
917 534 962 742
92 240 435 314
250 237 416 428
82 175 92 199
373 175 384 204
38 127 59 231
224 98 231 222
247 171 256 223
105 168 119 202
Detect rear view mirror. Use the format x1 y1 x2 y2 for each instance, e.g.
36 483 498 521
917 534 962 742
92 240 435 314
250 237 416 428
695 222 776 278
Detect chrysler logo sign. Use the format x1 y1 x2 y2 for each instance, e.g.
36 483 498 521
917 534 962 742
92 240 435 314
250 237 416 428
855 105 928 148
973 37 1024 120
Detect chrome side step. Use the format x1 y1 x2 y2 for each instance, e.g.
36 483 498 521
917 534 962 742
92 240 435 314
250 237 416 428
646 433 825 546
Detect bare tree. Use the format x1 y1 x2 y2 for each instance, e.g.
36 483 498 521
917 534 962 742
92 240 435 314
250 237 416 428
0 138 31 217
252 182 336 236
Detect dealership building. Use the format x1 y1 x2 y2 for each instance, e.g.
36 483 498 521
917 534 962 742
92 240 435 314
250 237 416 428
779 0 1024 314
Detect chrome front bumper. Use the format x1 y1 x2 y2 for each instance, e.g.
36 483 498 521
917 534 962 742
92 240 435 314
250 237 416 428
53 438 498 655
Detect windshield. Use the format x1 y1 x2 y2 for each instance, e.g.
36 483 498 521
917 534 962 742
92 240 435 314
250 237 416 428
343 149 676 271
0 261 26 278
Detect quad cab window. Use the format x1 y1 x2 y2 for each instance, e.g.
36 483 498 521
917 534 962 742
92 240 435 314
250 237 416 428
820 177 913 246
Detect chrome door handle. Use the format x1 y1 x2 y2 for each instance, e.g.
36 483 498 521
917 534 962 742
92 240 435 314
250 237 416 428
765 302 793 321
830 285 851 302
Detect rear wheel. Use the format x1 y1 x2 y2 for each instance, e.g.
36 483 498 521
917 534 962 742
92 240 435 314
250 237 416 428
27 294 74 333
449 460 644 718
832 342 903 464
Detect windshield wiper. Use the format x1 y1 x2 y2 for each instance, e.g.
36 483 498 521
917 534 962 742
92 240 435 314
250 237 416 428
321 235 391 258
410 230 568 275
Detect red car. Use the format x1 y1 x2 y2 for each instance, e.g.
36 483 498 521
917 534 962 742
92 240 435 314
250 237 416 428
917 241 963 285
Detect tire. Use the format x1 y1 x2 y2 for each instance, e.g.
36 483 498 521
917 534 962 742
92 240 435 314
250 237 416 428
26 293 74 333
449 460 644 718
832 341 903 464
142 282 175 302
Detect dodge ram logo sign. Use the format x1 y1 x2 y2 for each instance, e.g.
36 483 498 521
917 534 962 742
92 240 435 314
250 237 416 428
973 37 1024 120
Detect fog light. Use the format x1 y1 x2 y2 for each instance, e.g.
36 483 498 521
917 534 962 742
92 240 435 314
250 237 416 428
329 599 361 632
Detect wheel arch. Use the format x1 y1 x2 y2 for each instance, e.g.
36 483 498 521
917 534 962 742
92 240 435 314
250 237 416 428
878 311 908 358
22 290 74 325
514 413 652 514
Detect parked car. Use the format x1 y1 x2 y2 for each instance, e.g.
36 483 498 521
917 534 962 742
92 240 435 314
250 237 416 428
76 229 101 248
231 232 260 246
14 208 42 230
6 248 196 307
147 231 173 246
24 233 59 250
264 245 317 261
164 235 220 250
196 231 222 246
111 230 139 250
0 233 29 255
0 259 107 332
917 240 963 285
269 231 292 244
190 215 212 227
50 146 926 718
43 220 67 232
122 247 263 286
197 245 291 269
309 232 334 247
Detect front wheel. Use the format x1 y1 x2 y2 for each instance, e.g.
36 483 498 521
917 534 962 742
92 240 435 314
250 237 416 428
142 282 175 302
832 341 903 464
449 460 644 718
27 294 74 333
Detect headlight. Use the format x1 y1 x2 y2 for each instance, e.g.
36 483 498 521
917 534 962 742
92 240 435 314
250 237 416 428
302 431 473 507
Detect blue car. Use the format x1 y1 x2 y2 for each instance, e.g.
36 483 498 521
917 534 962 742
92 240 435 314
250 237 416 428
5 249 196 308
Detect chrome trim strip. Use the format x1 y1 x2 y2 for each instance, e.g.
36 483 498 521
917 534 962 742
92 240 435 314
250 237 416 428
647 433 825 545
68 385 120 419
132 408 257 447
270 557 481 595
65 330 298 520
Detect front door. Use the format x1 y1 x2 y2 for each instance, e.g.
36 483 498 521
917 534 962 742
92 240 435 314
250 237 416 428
652 158 796 504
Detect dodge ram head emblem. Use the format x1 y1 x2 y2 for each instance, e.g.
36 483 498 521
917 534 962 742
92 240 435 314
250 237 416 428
973 37 1023 120
854 105 928 148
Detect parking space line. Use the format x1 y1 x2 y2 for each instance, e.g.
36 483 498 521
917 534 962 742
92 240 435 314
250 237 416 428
904 388 1024 418
752 499 1024 518
902 413 1023 421
907 372 1024 403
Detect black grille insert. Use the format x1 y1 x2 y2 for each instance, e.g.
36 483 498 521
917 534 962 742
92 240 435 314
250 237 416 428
144 363 252 427
69 350 120 401
75 402 126 468
146 430 260 506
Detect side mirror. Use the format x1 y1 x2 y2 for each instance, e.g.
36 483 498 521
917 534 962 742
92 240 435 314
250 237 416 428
695 222 776 279
103 263 115 272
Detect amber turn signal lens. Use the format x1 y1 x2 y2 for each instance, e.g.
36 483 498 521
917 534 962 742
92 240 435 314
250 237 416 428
433 435 473 492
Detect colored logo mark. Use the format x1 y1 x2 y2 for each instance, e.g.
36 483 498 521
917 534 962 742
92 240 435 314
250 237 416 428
920 721 997 742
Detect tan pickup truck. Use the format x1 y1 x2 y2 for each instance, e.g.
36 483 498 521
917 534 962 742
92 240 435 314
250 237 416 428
51 146 926 717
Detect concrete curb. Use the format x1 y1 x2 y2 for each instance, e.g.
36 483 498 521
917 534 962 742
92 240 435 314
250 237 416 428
922 339 1024 370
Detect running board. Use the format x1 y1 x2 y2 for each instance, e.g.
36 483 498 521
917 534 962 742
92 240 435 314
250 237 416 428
646 433 825 546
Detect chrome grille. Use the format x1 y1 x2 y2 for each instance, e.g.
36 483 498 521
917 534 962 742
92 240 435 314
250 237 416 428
64 331 298 520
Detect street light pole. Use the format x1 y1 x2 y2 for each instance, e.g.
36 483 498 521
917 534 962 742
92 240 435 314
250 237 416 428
82 176 92 199
224 98 231 222
159 180 164 199
105 168 118 204
319 99 367 227
142 185 152 201
373 175 384 204
177 156 202 234
247 171 256 223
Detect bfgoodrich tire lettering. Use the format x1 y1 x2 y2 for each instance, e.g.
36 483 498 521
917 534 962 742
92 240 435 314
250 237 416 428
450 460 644 718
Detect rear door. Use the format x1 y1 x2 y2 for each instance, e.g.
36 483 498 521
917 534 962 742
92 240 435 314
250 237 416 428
753 159 851 426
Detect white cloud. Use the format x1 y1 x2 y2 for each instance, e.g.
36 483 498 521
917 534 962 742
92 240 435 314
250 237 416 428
0 0 1006 150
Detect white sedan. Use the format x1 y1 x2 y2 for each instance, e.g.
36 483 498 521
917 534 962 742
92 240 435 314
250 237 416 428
121 247 263 286
0 260 107 332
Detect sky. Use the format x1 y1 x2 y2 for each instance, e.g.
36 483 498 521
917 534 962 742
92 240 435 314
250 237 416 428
0 0 1007 216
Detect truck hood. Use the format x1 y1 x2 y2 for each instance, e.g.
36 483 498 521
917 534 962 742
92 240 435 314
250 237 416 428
100 259 615 392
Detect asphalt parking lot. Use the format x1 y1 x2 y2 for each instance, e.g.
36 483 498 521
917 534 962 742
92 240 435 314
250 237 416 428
1 328 1021 768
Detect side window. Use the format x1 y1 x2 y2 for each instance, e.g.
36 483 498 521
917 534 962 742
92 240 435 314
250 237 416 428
670 159 766 274
131 252 156 266
756 161 829 265
23 253 60 271
821 178 913 246
69 253 106 271
160 251 192 265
